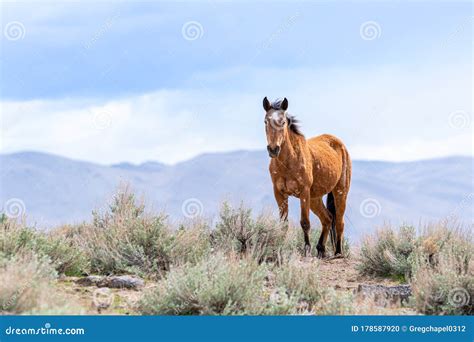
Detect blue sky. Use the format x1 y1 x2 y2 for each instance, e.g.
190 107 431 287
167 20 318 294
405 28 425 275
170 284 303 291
1 1 472 164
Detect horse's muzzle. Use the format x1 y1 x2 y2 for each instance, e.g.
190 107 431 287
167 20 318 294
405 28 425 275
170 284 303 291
267 145 281 158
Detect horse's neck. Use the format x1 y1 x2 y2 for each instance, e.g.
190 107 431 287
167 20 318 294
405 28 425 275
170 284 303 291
277 131 307 166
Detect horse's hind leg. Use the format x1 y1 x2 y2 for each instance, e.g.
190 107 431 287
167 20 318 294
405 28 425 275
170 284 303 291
310 197 332 258
333 190 348 256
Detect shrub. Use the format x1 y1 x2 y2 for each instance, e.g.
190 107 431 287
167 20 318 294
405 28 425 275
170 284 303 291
0 253 56 313
169 219 212 266
411 223 473 315
273 255 324 305
77 188 173 277
272 255 355 314
138 253 269 315
0 218 89 276
316 288 355 315
358 225 416 280
213 203 290 263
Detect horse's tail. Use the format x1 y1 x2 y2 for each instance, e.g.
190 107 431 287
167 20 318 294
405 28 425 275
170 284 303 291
326 192 337 252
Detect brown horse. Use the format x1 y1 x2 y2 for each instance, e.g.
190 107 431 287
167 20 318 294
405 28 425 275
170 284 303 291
263 97 352 258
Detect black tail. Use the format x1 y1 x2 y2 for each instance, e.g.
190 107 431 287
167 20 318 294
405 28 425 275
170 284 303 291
326 192 337 252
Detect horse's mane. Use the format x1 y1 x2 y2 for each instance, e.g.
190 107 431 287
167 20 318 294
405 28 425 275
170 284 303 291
287 115 304 136
270 99 304 137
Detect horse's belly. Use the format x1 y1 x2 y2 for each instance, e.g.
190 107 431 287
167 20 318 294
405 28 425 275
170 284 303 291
311 167 340 196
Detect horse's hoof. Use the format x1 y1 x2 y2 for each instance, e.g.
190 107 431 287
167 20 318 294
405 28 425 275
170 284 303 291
331 253 343 259
304 245 311 257
316 244 325 259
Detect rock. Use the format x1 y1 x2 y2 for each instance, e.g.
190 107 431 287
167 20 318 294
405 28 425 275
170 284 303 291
357 284 412 306
76 275 103 287
102 275 145 289
76 275 144 290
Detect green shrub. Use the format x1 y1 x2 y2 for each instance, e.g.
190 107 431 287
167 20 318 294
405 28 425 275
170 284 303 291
169 219 212 266
0 218 89 276
358 225 416 279
138 253 269 315
274 255 324 305
77 189 173 277
411 223 473 315
357 222 473 315
213 203 290 263
315 288 355 315
272 255 355 314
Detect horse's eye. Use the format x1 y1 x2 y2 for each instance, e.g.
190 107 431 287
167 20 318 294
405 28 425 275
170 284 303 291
264 120 268 125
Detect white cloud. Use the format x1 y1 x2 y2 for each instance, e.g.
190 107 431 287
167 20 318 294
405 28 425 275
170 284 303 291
1 63 471 164
351 133 472 161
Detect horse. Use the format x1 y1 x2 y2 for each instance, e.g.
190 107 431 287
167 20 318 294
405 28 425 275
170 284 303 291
263 97 352 258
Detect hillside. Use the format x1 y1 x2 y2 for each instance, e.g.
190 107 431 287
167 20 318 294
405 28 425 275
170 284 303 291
0 151 472 240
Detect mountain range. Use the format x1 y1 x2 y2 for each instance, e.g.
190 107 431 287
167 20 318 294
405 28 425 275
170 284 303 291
1 151 472 241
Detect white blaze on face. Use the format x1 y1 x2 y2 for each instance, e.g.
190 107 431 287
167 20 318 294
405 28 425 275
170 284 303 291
270 110 285 126
270 111 280 121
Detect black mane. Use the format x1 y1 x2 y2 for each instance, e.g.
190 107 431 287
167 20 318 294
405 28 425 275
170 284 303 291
287 115 304 136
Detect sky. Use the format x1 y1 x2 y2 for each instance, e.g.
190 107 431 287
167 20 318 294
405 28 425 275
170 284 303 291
1 1 472 164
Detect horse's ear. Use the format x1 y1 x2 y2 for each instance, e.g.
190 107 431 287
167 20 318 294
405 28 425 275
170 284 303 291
263 97 271 111
281 98 288 111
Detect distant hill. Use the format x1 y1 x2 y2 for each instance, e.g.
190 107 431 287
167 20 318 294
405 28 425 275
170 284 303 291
0 151 472 240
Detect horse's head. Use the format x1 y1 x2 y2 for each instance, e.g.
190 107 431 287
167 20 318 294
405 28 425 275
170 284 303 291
263 97 289 158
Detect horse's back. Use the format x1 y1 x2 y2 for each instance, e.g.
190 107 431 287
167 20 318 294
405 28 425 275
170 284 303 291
306 134 348 155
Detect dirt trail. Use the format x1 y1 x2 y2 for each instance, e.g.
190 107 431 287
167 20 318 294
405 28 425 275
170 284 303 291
316 257 398 290
300 256 417 315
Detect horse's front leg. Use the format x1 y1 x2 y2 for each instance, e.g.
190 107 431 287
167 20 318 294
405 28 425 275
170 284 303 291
300 188 311 256
273 187 288 221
